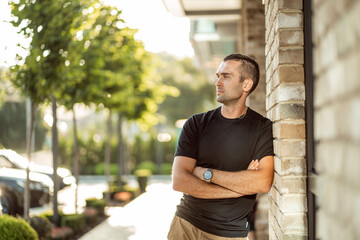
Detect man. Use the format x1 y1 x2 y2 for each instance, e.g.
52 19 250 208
168 53 274 240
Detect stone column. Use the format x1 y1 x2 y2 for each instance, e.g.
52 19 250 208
264 0 307 239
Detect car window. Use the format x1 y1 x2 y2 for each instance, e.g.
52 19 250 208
0 156 14 168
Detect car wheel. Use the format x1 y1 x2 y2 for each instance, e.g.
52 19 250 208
0 191 16 216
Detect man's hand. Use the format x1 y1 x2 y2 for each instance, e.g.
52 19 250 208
193 159 260 181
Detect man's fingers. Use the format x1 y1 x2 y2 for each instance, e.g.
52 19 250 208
247 159 259 170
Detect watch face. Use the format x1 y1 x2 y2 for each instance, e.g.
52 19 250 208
204 170 212 180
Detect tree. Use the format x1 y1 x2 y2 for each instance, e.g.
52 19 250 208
10 0 85 223
156 53 216 124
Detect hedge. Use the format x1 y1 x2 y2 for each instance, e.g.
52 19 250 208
0 214 38 240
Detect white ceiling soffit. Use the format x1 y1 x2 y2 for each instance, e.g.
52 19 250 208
162 0 185 17
163 0 241 20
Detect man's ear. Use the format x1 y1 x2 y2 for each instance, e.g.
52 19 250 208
243 79 253 93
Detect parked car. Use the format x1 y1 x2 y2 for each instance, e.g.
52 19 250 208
0 149 75 189
0 167 53 215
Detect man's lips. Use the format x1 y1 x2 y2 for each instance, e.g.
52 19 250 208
216 89 224 94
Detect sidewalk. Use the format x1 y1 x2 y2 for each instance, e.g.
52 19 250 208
79 178 182 240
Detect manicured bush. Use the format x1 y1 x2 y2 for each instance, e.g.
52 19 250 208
0 214 38 240
135 169 152 193
85 198 107 216
161 162 173 175
94 163 118 175
51 226 73 240
135 161 156 174
30 216 52 240
40 211 63 225
61 214 85 235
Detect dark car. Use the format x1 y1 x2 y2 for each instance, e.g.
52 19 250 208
0 149 75 189
0 167 53 215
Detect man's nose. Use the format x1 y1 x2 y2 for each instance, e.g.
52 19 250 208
215 77 222 86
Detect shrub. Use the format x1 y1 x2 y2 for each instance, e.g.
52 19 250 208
61 214 85 235
51 226 73 240
0 214 38 240
30 216 52 240
85 198 107 216
135 161 156 174
94 163 118 175
161 162 172 175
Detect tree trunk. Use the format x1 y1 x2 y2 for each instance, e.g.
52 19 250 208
52 96 60 226
105 108 112 202
117 113 124 188
24 99 35 220
72 106 79 214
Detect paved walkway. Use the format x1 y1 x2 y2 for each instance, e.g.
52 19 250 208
79 178 182 240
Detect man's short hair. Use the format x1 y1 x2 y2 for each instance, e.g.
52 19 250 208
223 53 260 94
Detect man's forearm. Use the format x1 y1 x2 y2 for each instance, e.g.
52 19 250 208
193 156 274 195
172 168 243 199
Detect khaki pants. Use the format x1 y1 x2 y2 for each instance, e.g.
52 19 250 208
167 216 248 240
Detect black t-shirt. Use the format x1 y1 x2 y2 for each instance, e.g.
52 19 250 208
175 107 274 238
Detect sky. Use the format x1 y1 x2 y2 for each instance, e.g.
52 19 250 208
0 0 194 67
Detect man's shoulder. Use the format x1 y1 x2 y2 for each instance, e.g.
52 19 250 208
247 108 272 126
191 107 220 122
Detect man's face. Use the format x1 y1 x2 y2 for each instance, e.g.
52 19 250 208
215 60 244 104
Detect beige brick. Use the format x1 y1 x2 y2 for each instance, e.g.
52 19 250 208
314 105 337 141
317 31 337 72
269 209 282 240
315 141 345 179
277 12 303 30
281 213 307 233
279 30 304 47
277 103 305 120
273 172 306 194
278 0 303 10
344 143 360 187
282 234 308 240
274 139 306 157
279 193 307 213
269 103 305 121
276 84 305 102
344 48 360 97
278 48 304 65
278 65 304 83
274 156 306 176
274 122 305 139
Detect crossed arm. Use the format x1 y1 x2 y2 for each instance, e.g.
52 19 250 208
171 155 274 199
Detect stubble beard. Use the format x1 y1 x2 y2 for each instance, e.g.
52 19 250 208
216 92 243 105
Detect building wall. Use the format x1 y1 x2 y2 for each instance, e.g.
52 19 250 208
264 0 307 239
312 0 360 239
246 0 266 116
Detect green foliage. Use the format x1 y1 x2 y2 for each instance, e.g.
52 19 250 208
161 162 173 175
134 169 152 177
30 216 52 240
0 101 48 151
94 163 118 175
0 214 38 240
10 0 86 104
58 131 120 174
156 53 216 124
61 214 85 234
135 161 156 174
85 198 106 216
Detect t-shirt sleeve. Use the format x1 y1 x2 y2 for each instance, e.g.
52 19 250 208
175 116 199 159
254 118 274 160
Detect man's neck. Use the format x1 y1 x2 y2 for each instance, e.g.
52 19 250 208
221 103 248 119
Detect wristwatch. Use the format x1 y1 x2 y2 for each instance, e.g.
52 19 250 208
203 168 213 183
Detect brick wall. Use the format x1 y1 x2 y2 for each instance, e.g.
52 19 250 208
312 0 360 239
264 0 307 239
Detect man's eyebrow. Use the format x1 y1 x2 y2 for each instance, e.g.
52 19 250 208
216 72 231 76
